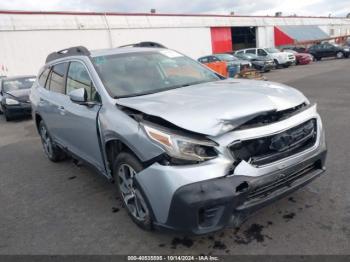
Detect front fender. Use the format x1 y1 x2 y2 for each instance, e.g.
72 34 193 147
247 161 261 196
98 104 165 163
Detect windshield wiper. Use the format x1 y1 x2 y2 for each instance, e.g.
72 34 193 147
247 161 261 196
4 91 19 99
114 80 215 99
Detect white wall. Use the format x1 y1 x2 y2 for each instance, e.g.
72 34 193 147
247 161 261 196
1 12 350 75
256 26 275 48
110 27 212 59
0 30 111 76
0 27 212 76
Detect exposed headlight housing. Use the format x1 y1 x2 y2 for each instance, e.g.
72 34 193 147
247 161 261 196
143 124 218 162
5 98 19 105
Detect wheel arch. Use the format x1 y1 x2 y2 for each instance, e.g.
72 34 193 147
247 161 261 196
105 138 143 176
34 113 43 133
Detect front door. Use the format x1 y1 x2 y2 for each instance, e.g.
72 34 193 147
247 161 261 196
61 61 104 172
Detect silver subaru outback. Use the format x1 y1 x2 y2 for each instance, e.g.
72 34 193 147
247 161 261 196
30 44 327 235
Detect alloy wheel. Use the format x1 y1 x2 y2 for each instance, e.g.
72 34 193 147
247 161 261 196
118 164 149 221
336 52 344 59
40 125 53 158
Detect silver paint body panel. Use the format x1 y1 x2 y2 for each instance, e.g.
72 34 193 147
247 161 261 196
30 47 325 225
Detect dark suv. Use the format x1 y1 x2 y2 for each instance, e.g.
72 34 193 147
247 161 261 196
307 43 350 60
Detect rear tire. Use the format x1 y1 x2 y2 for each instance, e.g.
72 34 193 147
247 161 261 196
39 120 66 162
113 152 153 231
336 51 344 59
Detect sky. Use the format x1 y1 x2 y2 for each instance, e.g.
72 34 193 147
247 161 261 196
0 0 349 17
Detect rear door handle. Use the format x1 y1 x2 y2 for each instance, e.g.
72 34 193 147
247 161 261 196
58 105 65 115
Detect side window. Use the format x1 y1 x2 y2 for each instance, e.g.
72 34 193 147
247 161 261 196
258 49 268 56
38 68 50 87
48 63 68 94
246 49 256 54
199 57 208 63
236 51 244 54
66 61 96 101
210 56 220 62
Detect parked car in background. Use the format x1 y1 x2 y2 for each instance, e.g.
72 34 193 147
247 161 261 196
307 43 350 60
31 45 327 234
281 46 307 53
283 49 313 65
198 54 251 77
210 53 251 68
235 47 296 68
233 52 275 72
0 75 36 121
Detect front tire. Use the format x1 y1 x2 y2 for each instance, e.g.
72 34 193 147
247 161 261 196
39 120 65 162
4 108 12 121
113 152 153 230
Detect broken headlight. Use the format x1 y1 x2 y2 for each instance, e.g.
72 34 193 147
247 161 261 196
143 124 218 162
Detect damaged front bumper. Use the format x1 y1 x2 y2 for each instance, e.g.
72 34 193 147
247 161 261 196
160 150 326 235
135 104 327 234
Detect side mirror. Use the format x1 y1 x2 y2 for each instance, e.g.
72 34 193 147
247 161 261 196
69 88 87 103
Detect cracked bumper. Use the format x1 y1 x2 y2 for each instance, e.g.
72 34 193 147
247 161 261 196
154 149 326 235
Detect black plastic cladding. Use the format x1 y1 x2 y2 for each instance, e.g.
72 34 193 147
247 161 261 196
163 150 326 235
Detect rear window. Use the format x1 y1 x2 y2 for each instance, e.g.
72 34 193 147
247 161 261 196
47 63 68 94
38 68 50 88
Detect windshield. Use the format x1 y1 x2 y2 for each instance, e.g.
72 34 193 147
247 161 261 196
215 54 238 61
265 48 280 53
2 77 36 92
92 50 220 98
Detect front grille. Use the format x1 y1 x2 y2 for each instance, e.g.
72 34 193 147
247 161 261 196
230 119 317 166
246 162 319 202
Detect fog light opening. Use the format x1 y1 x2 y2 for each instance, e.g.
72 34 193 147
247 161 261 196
236 181 249 193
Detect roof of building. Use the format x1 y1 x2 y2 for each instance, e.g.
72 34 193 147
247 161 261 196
277 25 329 42
0 9 348 19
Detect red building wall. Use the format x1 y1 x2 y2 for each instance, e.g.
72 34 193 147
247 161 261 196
274 26 294 46
210 27 232 53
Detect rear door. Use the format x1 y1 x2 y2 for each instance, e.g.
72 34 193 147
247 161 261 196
321 44 332 57
38 62 69 146
61 61 104 171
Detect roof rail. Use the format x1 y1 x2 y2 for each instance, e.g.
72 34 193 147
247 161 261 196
45 46 91 63
119 41 166 48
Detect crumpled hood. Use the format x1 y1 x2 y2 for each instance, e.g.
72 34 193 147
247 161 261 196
117 79 308 136
4 89 31 102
